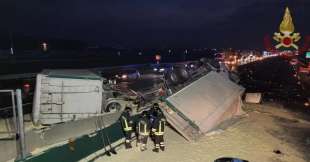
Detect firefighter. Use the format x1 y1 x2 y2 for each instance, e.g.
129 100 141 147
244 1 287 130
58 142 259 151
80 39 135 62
152 108 166 152
120 107 134 149
149 103 160 141
149 103 160 126
136 111 151 151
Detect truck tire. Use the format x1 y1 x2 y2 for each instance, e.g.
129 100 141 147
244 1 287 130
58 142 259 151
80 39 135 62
166 71 180 85
200 57 220 71
105 102 122 113
166 67 190 85
175 67 190 81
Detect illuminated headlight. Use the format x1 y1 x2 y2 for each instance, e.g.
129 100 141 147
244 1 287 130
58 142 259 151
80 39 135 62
121 74 128 79
159 68 165 72
190 64 195 68
153 68 158 71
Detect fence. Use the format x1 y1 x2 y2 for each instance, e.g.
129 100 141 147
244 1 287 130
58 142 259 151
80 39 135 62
0 89 26 162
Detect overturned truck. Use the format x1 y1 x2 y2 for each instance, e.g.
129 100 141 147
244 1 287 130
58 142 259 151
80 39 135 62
32 69 137 125
7 61 245 162
32 62 244 141
159 61 245 141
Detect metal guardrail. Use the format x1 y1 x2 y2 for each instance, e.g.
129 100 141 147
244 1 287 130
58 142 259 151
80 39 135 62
0 89 27 160
0 73 37 80
0 90 17 136
0 103 32 112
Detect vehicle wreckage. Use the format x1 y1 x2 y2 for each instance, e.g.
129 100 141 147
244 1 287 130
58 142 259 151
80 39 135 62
1 58 245 162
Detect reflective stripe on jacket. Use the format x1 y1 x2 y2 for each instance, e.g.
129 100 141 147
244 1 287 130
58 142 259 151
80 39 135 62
153 117 165 136
121 115 132 131
138 118 150 136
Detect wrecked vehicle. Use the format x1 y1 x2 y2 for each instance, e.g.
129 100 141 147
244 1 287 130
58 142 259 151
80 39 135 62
32 69 138 125
0 58 245 162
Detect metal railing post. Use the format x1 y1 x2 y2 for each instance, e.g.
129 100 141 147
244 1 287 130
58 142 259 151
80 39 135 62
16 89 27 159
10 90 17 137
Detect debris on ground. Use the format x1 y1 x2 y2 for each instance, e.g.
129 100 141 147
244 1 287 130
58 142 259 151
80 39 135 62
273 149 283 155
245 93 262 104
214 157 249 162
89 103 310 162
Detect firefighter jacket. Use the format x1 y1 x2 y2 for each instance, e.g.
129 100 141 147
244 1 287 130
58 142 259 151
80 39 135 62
137 117 151 136
120 112 133 132
152 117 166 136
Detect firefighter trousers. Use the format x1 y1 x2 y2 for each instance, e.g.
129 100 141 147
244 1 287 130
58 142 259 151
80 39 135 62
154 135 164 149
124 130 133 144
139 135 148 145
138 135 148 151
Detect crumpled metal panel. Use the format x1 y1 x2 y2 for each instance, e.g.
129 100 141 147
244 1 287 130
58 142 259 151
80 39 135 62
165 71 244 141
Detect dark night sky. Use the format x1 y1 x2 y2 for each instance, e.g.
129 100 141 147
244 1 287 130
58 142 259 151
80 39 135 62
1 0 310 49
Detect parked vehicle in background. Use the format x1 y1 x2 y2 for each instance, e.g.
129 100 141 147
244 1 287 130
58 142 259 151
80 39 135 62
150 64 173 74
100 68 141 82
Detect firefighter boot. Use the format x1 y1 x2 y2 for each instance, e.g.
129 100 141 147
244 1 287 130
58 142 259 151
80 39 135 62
152 148 159 153
160 141 165 151
141 146 147 152
125 142 132 149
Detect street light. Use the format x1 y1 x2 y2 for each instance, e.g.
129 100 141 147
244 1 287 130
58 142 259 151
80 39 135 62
42 42 48 52
10 33 14 55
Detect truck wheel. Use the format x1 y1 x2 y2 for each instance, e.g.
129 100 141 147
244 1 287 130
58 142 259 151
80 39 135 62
166 71 180 85
175 67 190 81
105 102 122 113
